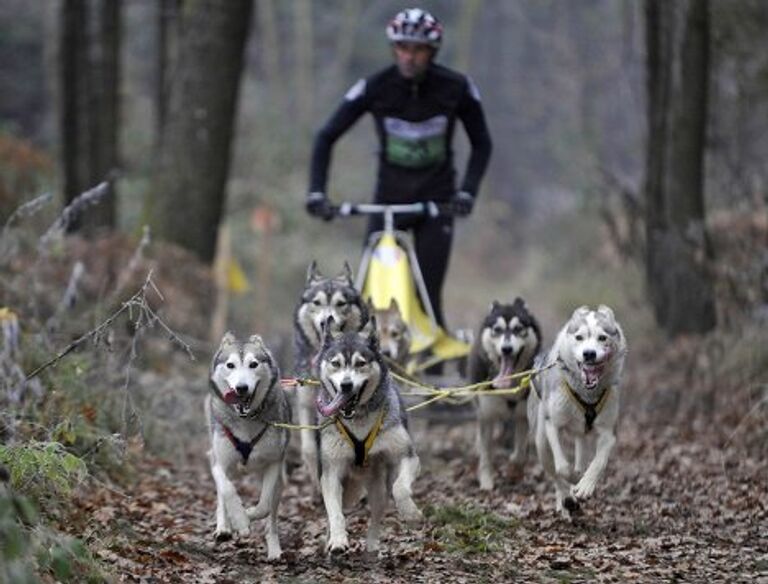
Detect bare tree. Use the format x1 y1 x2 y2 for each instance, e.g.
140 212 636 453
150 0 253 263
644 0 716 334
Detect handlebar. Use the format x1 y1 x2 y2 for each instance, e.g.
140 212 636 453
330 201 455 218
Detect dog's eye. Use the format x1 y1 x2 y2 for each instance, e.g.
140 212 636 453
575 334 584 341
518 328 528 338
390 331 400 339
249 361 258 369
330 358 342 369
492 326 504 335
313 299 323 306
597 334 607 342
226 362 235 369
354 360 367 369
335 300 347 308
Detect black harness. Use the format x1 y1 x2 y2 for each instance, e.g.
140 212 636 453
219 422 270 465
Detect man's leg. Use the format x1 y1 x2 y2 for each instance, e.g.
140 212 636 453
413 215 453 328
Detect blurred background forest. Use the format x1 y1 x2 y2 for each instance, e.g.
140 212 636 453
1 1 767 581
2 0 766 341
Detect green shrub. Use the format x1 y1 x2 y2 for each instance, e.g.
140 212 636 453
0 441 88 504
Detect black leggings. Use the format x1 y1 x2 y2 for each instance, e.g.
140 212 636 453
365 214 454 327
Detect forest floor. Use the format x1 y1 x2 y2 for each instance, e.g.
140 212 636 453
65 332 768 583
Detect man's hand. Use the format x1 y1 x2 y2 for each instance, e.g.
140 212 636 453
450 191 475 217
306 192 335 221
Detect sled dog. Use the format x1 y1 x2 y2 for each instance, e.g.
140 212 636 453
372 298 412 369
315 318 422 553
206 332 290 560
527 305 627 518
469 299 542 490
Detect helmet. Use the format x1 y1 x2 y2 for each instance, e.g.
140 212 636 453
386 8 443 49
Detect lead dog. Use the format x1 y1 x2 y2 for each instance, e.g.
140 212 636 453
527 305 627 518
315 318 422 554
206 332 290 560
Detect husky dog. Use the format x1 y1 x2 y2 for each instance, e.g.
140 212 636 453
206 332 291 560
469 299 542 490
372 298 412 369
293 261 368 487
527 305 627 518
315 319 422 554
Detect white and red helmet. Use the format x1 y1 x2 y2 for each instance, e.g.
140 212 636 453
386 8 443 49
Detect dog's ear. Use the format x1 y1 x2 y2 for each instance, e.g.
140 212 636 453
361 314 379 351
248 334 265 348
331 261 355 286
321 318 336 349
306 260 323 284
567 306 590 334
596 305 615 322
596 305 620 336
388 297 402 315
489 300 501 313
513 297 527 310
220 331 237 347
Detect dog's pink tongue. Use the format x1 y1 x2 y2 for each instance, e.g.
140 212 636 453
222 389 239 405
582 366 601 388
316 390 349 418
492 356 515 389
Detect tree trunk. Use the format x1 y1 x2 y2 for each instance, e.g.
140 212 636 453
257 0 284 111
60 0 86 213
644 0 716 335
59 0 120 234
455 0 482 72
150 0 253 263
156 0 182 151
292 0 313 137
87 0 120 231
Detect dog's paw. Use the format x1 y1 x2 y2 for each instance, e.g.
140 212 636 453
478 470 494 491
266 547 282 562
326 533 349 555
554 461 573 481
214 528 232 542
229 513 250 537
571 478 596 500
246 504 270 521
397 501 424 525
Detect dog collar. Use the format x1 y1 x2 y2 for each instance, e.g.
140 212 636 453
560 379 611 433
216 418 270 464
334 407 387 467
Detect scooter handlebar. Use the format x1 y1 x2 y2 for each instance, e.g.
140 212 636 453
330 201 454 218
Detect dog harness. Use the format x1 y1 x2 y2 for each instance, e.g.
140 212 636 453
560 379 611 433
219 421 270 465
334 408 387 467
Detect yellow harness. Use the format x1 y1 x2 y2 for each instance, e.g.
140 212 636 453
560 379 612 433
335 407 387 467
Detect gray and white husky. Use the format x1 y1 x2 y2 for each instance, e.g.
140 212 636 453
206 332 291 560
527 305 627 518
315 319 422 554
293 261 368 488
469 299 542 490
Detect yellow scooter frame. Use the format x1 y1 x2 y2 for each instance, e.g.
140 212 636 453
338 202 470 370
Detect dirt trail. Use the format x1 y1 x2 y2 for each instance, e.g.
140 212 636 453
72 356 767 583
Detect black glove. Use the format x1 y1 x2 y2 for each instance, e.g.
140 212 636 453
450 191 475 217
306 192 334 221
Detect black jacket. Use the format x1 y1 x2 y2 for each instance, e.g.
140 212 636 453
309 63 492 203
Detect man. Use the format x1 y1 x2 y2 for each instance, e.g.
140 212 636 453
306 7 492 328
